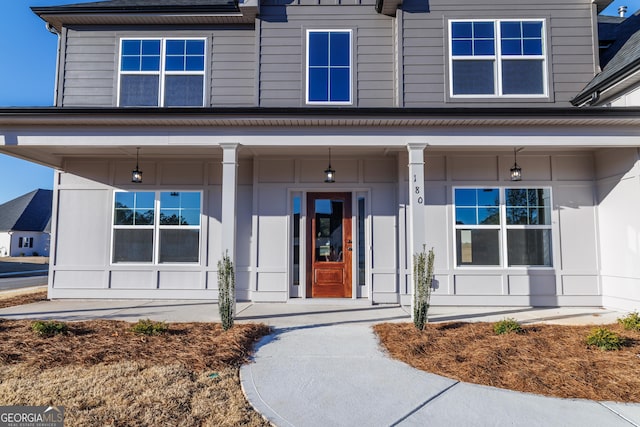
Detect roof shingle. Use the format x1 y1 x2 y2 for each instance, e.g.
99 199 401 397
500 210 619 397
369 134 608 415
0 189 53 233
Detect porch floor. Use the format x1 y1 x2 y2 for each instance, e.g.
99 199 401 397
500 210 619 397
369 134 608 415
0 290 627 325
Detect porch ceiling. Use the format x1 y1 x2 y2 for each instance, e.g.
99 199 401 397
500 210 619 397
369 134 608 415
0 144 400 169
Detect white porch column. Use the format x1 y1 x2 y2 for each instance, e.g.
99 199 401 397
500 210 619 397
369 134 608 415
407 143 427 319
220 143 239 260
220 144 239 311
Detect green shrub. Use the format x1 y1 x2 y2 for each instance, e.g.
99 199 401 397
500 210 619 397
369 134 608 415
617 311 640 331
493 318 523 335
413 246 435 331
218 251 235 331
586 327 623 351
31 320 68 337
131 319 168 336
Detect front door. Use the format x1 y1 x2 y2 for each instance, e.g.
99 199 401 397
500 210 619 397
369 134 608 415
306 193 352 298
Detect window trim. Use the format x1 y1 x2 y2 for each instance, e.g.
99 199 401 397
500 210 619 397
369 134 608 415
305 29 353 105
448 19 548 99
111 190 203 265
117 37 207 107
453 186 553 269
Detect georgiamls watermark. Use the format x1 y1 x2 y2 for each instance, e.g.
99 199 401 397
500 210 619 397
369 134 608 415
0 406 64 427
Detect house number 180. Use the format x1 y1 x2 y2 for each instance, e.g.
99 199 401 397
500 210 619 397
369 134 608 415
413 174 423 204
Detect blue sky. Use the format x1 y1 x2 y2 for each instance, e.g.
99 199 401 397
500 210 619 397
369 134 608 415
0 0 81 205
1 0 640 204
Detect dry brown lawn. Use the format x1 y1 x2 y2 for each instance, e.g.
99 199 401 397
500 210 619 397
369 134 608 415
4 288 639 424
0 289 48 307
0 312 271 426
374 322 640 403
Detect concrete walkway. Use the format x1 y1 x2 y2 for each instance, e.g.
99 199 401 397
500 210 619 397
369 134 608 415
0 299 639 426
237 305 640 427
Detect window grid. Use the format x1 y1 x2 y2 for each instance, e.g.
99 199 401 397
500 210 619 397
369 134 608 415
306 29 352 105
118 38 206 107
454 187 553 268
18 237 34 248
112 191 202 265
449 19 546 98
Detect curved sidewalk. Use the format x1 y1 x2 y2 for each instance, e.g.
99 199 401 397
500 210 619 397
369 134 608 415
239 306 640 427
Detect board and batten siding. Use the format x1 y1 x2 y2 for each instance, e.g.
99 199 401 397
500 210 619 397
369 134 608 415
595 148 640 311
48 156 258 299
401 0 597 107
60 27 256 107
396 150 601 307
259 1 395 107
252 155 397 303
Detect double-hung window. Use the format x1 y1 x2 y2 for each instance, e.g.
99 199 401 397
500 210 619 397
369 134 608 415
449 20 546 97
306 30 352 104
112 191 201 264
18 237 34 248
455 188 501 266
504 188 552 266
454 187 552 267
119 38 206 107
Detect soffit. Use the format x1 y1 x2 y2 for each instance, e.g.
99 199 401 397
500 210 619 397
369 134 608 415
37 13 254 30
31 0 255 30
595 0 615 14
1 107 640 127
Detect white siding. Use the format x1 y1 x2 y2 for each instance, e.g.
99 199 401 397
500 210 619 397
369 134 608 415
49 156 232 299
417 150 601 306
595 148 640 311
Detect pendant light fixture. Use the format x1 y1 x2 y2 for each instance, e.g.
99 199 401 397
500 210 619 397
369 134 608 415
324 147 335 183
132 147 143 183
510 147 522 182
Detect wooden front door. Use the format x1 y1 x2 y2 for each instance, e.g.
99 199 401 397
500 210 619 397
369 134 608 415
306 192 352 298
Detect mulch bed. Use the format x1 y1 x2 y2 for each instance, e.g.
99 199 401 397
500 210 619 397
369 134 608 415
374 322 640 402
0 319 271 371
0 290 48 309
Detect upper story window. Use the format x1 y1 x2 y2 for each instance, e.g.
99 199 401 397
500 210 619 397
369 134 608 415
119 38 206 107
306 30 352 104
449 20 546 97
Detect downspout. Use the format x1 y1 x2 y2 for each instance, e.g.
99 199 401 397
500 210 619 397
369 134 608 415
46 23 61 107
375 0 383 14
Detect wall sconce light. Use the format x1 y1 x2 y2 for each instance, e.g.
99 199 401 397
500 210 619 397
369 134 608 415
510 147 522 182
324 148 335 183
132 147 143 183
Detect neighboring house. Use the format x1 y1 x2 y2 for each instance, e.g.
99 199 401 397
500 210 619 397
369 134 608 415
0 189 52 257
573 9 640 107
0 0 639 311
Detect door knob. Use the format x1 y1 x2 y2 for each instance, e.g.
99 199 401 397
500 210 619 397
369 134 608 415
348 247 352 251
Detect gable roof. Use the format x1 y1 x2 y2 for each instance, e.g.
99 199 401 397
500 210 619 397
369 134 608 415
600 11 640 67
572 11 640 106
0 189 53 233
32 0 239 13
32 0 246 31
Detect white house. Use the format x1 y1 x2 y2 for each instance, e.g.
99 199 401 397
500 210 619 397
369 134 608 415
0 0 639 311
0 189 52 257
